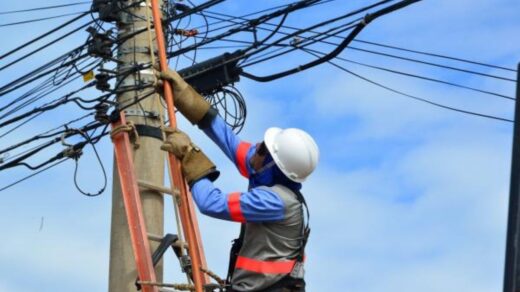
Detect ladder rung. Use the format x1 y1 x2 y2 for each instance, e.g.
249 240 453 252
138 180 180 196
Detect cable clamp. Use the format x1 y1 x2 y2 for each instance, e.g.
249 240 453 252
60 129 85 160
173 28 199 37
0 153 10 165
290 37 303 48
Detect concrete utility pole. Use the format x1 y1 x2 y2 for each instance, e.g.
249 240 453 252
504 62 520 292
109 1 165 291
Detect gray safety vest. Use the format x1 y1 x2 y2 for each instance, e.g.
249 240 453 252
231 184 305 291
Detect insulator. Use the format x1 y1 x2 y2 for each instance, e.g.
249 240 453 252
95 73 111 92
92 0 120 22
95 103 111 124
87 27 114 59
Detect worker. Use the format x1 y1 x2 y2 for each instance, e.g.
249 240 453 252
159 69 319 292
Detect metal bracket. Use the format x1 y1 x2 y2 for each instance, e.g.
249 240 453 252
119 75 156 89
124 109 160 119
118 46 156 56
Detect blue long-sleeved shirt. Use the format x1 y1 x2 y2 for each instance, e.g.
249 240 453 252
190 116 285 223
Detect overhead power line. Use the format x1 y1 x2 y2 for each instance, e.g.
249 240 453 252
352 39 517 72
203 7 517 74
0 1 90 15
0 11 91 60
0 12 87 28
302 48 513 123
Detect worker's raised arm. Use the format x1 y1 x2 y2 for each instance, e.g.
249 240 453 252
201 115 255 179
191 178 285 222
160 128 284 222
160 69 255 178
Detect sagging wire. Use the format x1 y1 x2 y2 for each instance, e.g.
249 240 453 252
0 1 91 15
0 12 89 28
205 85 247 133
301 47 514 123
239 0 422 82
66 128 108 197
0 113 94 160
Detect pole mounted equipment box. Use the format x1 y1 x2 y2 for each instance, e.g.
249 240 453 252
178 50 244 96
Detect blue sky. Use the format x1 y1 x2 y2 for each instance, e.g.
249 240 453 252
0 0 519 291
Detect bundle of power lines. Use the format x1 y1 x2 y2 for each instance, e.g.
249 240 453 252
0 0 516 194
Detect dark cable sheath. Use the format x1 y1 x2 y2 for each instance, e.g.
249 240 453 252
166 0 321 58
0 12 87 27
352 39 517 72
0 83 98 129
240 0 421 82
332 55 514 100
0 44 87 98
0 113 93 156
0 159 67 192
0 122 104 171
0 11 91 60
204 8 517 76
0 52 90 96
0 20 94 73
0 1 90 15
72 129 108 197
305 48 513 123
233 0 396 68
346 46 516 82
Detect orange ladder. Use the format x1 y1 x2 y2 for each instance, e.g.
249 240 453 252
109 0 210 290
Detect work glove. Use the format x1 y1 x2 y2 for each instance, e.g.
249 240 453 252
159 69 212 125
161 128 219 186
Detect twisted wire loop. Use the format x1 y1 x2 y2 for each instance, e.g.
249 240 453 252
110 120 141 149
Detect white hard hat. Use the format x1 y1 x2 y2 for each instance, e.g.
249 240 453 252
264 127 319 183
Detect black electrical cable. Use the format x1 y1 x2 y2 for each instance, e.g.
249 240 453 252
0 121 106 171
206 6 516 73
0 113 93 157
0 20 94 73
331 55 514 100
117 0 225 45
0 159 67 193
0 11 87 28
0 44 87 97
0 112 45 140
207 4 516 82
237 28 515 99
346 46 516 82
0 52 90 97
240 0 422 82
0 83 99 130
1 56 96 119
166 0 321 58
0 11 91 60
72 128 108 197
303 48 513 123
352 39 517 73
195 0 336 37
0 1 90 15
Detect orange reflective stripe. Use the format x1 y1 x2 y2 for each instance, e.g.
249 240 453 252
228 192 246 222
235 256 297 274
235 142 251 178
